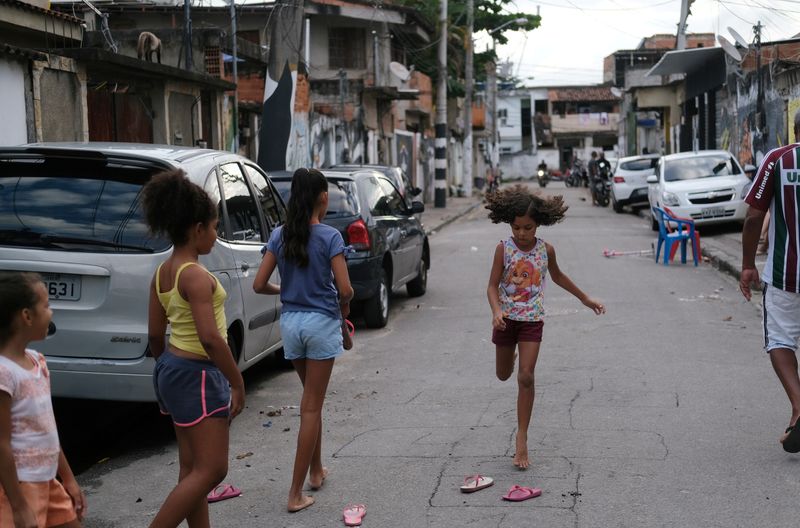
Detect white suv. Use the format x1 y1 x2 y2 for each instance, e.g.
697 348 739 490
647 150 755 230
0 144 286 401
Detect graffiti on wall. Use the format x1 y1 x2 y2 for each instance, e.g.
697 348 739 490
789 97 800 143
725 72 787 169
285 112 365 172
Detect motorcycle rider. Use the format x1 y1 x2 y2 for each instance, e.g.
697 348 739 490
591 151 612 205
537 159 549 187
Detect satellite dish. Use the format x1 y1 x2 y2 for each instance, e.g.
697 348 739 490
728 26 749 48
389 61 411 82
610 87 623 98
718 35 742 62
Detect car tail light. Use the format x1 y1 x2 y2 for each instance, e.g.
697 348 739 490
347 219 370 250
613 176 625 183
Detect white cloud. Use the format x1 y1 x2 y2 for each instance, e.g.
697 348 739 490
480 0 800 86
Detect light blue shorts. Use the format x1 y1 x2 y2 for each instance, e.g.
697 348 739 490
280 311 343 361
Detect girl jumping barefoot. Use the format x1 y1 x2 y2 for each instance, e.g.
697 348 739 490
485 185 605 469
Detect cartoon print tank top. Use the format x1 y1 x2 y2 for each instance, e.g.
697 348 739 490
498 237 548 322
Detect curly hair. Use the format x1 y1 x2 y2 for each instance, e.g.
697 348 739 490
140 169 217 246
485 184 568 226
0 272 43 345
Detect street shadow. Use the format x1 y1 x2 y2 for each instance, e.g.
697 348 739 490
56 352 291 476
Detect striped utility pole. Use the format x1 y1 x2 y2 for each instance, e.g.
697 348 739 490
435 0 447 207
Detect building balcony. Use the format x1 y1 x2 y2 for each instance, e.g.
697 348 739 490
550 112 619 134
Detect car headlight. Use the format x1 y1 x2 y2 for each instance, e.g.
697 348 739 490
741 182 752 199
661 191 680 206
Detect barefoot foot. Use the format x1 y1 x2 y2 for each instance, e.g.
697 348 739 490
309 467 328 490
513 432 529 469
288 495 315 513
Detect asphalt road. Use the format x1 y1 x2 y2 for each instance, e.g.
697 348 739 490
65 182 798 527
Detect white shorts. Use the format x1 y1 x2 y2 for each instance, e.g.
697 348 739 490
763 284 800 353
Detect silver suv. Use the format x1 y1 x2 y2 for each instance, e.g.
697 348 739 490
0 143 286 401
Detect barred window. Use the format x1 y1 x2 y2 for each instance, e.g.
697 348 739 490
329 28 366 69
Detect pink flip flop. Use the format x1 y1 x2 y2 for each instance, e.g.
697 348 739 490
502 484 542 502
207 484 242 503
343 504 366 526
460 474 494 493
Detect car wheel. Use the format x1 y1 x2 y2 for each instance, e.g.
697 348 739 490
406 254 428 297
612 196 624 213
364 268 390 328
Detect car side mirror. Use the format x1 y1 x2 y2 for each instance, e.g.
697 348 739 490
744 164 757 174
646 175 658 184
411 201 425 214
410 187 422 197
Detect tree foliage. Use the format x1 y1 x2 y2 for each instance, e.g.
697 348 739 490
395 0 540 95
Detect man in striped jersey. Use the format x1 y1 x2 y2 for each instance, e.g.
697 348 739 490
741 110 800 453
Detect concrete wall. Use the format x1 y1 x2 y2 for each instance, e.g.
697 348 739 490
38 66 84 141
0 58 28 146
499 148 559 181
168 91 197 146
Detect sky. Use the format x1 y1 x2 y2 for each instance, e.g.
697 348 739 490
474 0 800 87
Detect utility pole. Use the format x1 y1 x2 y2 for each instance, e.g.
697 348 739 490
488 57 497 182
258 0 305 171
435 0 447 208
676 0 692 50
754 20 764 131
463 0 473 198
183 0 192 70
229 0 239 152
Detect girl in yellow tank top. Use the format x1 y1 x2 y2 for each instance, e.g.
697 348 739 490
141 169 245 528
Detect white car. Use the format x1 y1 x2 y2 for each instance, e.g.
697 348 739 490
0 143 287 401
647 150 756 230
611 154 660 213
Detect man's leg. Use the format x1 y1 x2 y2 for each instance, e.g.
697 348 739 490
770 347 800 442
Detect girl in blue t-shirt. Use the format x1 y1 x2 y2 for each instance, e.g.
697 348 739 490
254 168 354 513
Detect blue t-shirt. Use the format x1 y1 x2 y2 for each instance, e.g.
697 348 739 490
266 224 346 320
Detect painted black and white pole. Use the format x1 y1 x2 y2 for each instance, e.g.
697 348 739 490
435 0 448 208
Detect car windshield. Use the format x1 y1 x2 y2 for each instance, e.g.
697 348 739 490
272 180 360 218
0 166 170 253
619 158 657 171
664 155 741 182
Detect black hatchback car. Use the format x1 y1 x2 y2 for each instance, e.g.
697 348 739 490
271 168 429 328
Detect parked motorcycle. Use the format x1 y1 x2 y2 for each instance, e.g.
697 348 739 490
537 168 549 188
565 160 585 188
591 162 612 207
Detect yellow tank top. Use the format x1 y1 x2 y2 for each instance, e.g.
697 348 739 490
156 262 227 358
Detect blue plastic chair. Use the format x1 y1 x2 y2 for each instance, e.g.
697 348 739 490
653 207 699 266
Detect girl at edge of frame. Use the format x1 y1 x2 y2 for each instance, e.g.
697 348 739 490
253 167 354 513
142 170 245 528
485 184 605 470
0 272 86 528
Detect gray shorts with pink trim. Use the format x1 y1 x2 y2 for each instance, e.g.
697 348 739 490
153 351 230 426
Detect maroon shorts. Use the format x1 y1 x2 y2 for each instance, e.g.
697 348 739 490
492 318 543 346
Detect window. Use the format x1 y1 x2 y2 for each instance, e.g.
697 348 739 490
664 155 741 182
377 178 407 215
0 165 169 253
219 162 263 242
498 108 508 126
244 164 285 228
329 28 366 69
361 177 391 216
204 170 227 239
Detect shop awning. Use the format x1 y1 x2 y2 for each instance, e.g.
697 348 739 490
646 47 724 77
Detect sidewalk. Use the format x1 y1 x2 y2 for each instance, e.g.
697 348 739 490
420 194 484 235
636 209 766 285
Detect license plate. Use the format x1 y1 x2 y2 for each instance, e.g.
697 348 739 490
41 273 81 301
701 206 725 218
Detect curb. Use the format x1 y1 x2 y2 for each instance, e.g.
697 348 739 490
424 200 484 235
